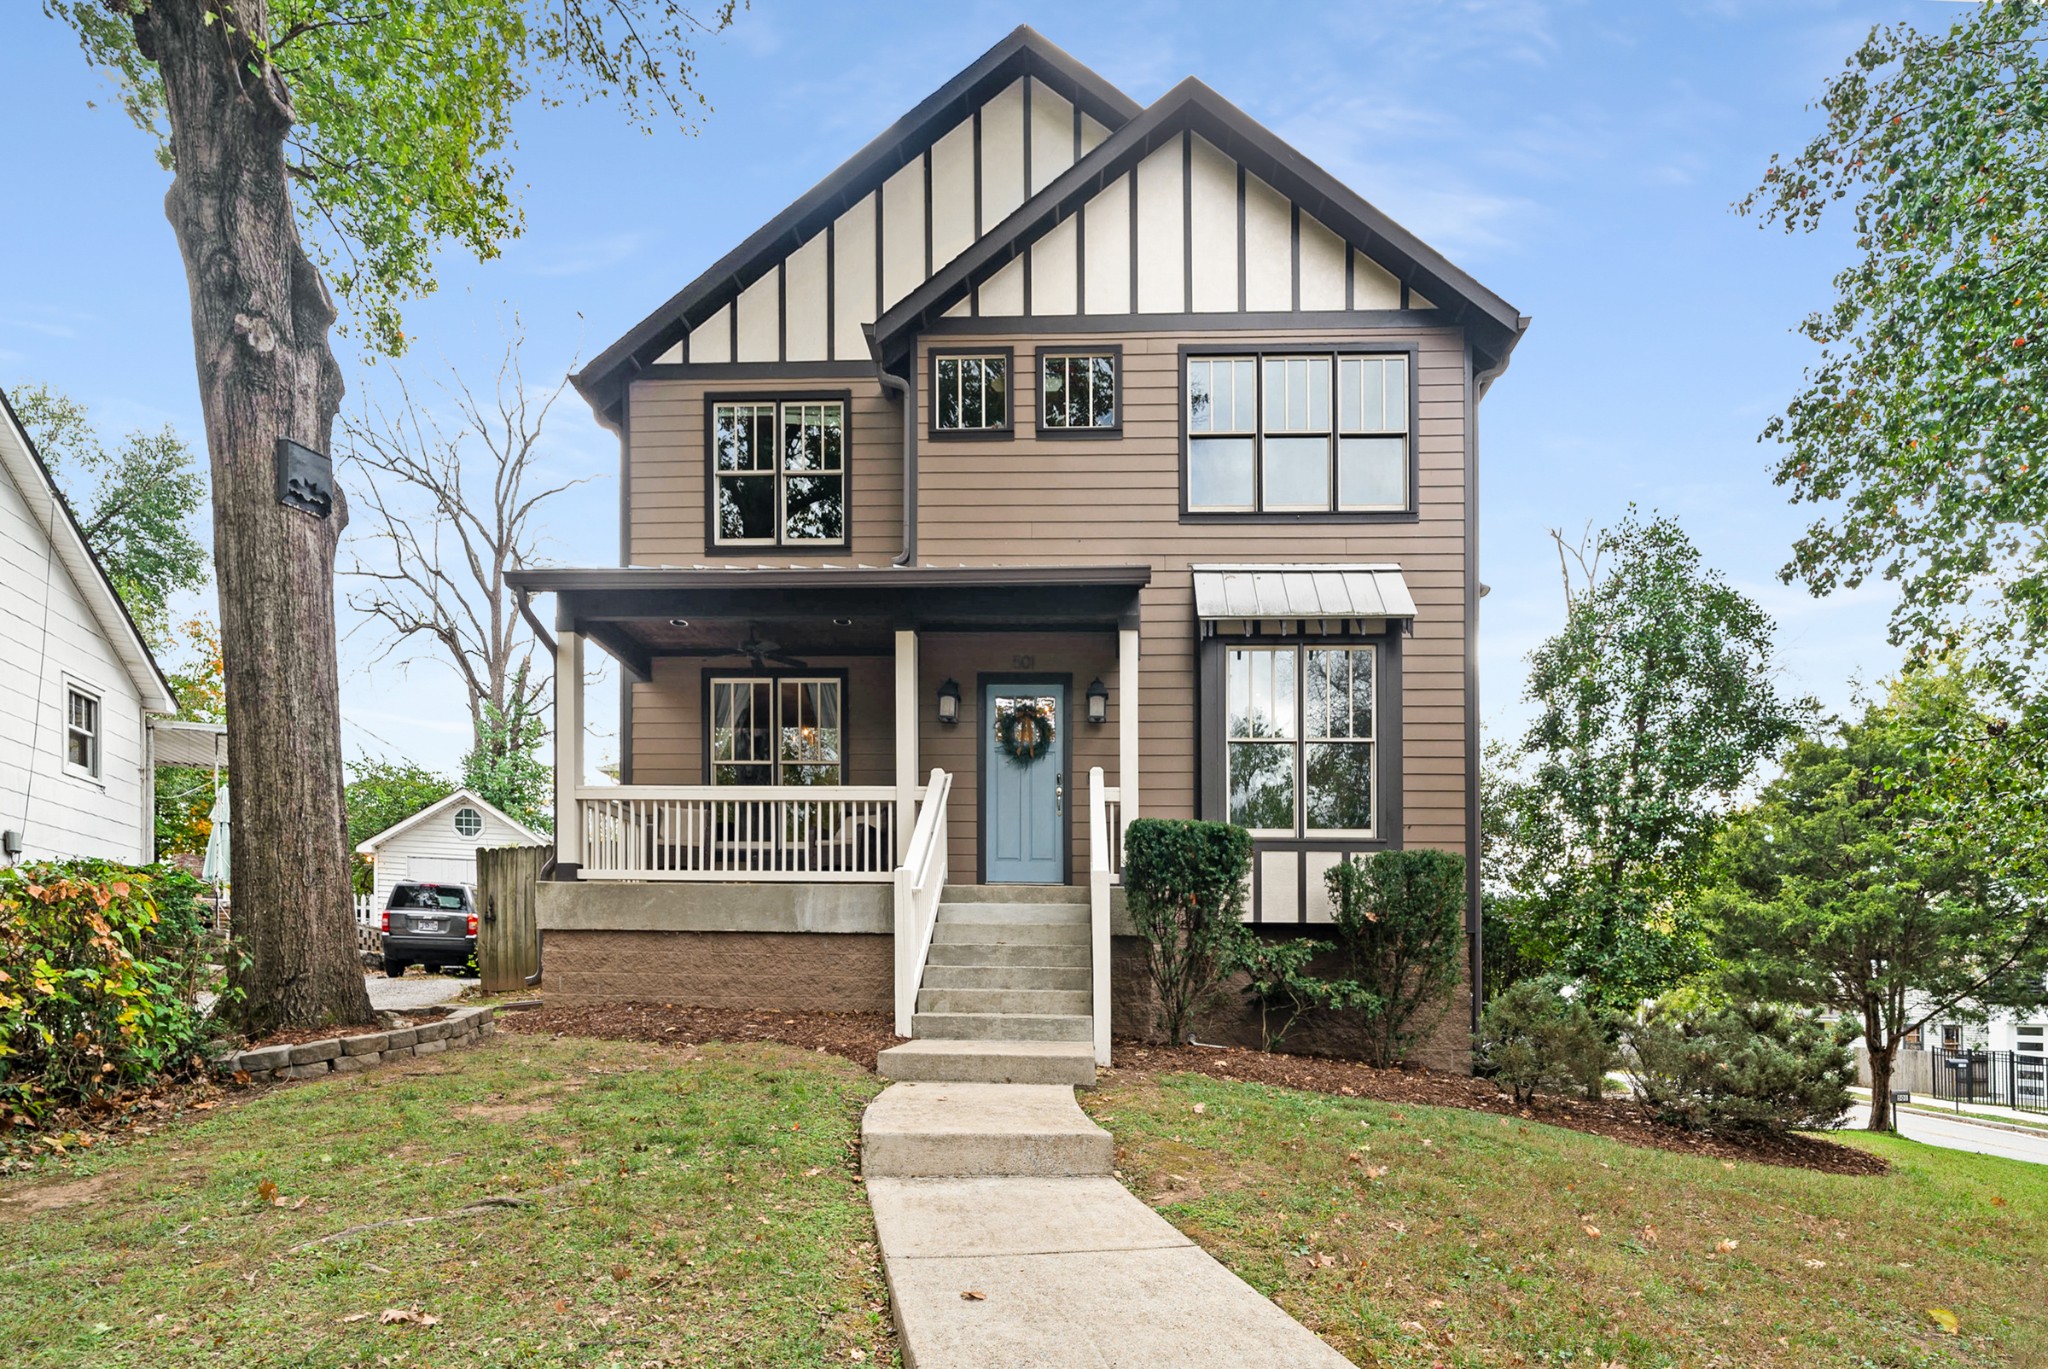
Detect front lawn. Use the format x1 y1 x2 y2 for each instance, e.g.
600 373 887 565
1088 1070 2048 1368
0 1035 895 1367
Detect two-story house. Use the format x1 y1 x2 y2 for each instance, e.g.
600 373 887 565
511 27 1527 1069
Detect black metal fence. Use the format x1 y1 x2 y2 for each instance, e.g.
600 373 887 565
1931 1050 2048 1116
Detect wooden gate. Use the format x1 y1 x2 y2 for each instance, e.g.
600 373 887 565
476 844 548 992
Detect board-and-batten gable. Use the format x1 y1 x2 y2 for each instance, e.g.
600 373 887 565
872 78 1526 377
673 75 1114 367
570 26 1137 424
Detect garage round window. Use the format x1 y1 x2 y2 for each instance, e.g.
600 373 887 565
453 806 484 838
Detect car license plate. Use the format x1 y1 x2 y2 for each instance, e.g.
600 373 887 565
416 919 442 934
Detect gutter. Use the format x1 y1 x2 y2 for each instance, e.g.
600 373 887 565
867 324 917 567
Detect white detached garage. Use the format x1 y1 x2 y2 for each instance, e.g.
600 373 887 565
355 789 547 910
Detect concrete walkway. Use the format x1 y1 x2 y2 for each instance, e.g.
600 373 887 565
864 1045 1354 1368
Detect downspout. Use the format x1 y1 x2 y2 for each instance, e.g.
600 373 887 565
867 324 917 566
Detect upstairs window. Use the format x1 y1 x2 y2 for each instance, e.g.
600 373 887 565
932 352 1010 434
711 398 846 547
64 685 101 780
1039 351 1119 433
1187 352 1410 515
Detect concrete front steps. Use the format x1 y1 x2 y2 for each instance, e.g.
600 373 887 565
914 885 1094 1045
879 1038 1097 1087
861 1082 1114 1179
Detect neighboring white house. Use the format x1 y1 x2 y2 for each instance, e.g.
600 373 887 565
354 788 547 909
0 386 177 866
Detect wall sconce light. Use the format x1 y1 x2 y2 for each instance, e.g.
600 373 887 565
936 678 961 725
1086 677 1109 725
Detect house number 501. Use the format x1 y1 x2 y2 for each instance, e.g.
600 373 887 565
1011 654 1035 669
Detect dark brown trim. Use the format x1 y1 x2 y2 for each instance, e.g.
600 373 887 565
618 674 635 785
776 259 788 362
918 308 1456 336
1031 343 1124 439
1176 341 1423 524
976 672 1075 886
617 382 633 564
702 389 855 553
641 361 876 382
1181 131 1194 314
516 564 1152 594
825 221 837 363
1236 162 1248 313
927 346 1018 441
698 666 855 786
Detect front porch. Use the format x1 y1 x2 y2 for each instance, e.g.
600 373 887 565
511 565 1148 1064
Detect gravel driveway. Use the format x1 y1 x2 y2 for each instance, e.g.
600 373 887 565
366 971 477 1011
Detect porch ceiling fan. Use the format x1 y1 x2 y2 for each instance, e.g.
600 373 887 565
673 622 810 671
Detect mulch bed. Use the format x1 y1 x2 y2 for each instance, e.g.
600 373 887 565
493 1004 1884 1176
1105 1042 1889 1176
498 1003 898 1070
235 1006 453 1053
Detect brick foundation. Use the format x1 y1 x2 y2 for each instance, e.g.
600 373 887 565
545 929 895 1013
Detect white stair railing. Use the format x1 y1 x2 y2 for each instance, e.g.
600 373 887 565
1087 767 1119 1067
893 768 952 1037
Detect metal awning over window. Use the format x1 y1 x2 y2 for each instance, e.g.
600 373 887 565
1191 564 1417 636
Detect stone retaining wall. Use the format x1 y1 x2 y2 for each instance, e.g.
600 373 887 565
216 1004 498 1082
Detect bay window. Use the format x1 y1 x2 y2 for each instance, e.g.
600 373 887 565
1226 644 1375 836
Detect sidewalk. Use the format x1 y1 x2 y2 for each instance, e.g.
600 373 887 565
862 1071 1355 1367
1844 1101 2048 1166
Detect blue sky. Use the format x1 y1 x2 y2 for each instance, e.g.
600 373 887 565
2 1 1942 777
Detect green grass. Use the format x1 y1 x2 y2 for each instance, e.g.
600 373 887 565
0 1036 895 1367
1086 1072 2048 1368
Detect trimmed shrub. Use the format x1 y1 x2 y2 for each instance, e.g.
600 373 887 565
1124 818 1252 1045
1234 938 1353 1053
0 861 216 1125
1476 978 1613 1104
1622 1001 1855 1136
1329 849 1467 1067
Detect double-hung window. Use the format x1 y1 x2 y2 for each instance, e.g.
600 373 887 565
1039 351 1118 432
64 685 101 780
1186 351 1410 514
711 398 846 547
1226 644 1375 836
709 675 843 787
932 352 1010 434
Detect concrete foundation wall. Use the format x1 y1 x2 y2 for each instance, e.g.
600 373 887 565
546 928 894 1012
538 879 892 934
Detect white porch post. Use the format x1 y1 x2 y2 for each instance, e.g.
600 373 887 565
1118 623 1140 828
555 628 585 871
894 628 918 862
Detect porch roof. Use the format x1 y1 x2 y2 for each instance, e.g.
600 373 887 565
506 563 1151 680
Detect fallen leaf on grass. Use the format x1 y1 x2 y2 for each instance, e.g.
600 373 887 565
255 1179 279 1205
1582 1225 1602 1239
960 1291 986 1301
1715 1239 1739 1253
378 1308 439 1327
1927 1308 1960 1335
1192 1103 1206 1114
848 1349 867 1362
1641 1224 1658 1244
610 1264 630 1281
804 1167 823 1177
339 1313 370 1324
1802 1259 1828 1270
1363 1165 1389 1180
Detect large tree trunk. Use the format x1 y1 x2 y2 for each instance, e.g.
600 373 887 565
139 0 371 1031
1866 1040 1898 1132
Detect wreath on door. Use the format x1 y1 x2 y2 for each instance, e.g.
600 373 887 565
993 699 1055 765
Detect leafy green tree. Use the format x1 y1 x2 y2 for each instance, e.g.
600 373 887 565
1504 512 1813 1011
461 685 552 835
345 760 457 895
1703 668 2048 1131
8 382 206 649
43 0 735 1032
1742 2 2048 687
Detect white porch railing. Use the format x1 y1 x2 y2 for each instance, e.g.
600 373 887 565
576 786 899 880
893 768 952 1036
1087 768 1123 1067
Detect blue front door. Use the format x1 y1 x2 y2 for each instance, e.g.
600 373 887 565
983 682 1065 884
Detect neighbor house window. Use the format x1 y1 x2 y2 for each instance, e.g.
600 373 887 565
932 352 1010 433
1187 352 1409 514
1039 351 1118 432
710 675 843 786
1225 645 1375 836
453 806 484 838
64 685 100 779
711 398 846 546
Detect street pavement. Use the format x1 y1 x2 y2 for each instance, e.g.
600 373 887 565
365 970 476 1012
1845 1103 2048 1166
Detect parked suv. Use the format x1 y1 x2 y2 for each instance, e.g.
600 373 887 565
381 882 478 978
